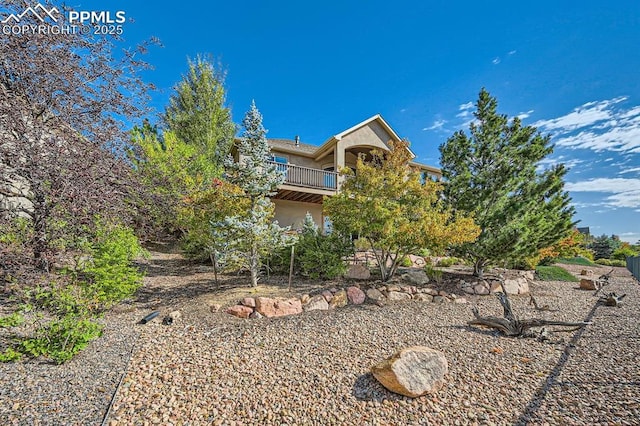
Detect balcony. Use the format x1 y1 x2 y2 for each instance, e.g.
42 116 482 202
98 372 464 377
268 161 338 191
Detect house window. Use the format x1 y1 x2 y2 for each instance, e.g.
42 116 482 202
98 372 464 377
271 155 288 164
271 155 288 173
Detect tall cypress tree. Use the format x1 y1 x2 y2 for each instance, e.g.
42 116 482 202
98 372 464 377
439 88 575 277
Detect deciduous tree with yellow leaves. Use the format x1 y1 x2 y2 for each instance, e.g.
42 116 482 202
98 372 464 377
323 139 480 281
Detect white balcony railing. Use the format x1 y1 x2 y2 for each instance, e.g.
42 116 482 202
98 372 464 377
268 161 338 191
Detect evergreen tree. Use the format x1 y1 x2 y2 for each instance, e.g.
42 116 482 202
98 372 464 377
439 88 575 277
164 55 236 173
211 101 292 286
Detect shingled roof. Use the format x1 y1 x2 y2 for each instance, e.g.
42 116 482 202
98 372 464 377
268 138 318 156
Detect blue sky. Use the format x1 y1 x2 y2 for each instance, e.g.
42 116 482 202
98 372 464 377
68 1 640 242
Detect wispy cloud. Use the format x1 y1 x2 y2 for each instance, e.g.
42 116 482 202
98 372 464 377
535 97 640 153
619 166 640 175
565 177 640 208
459 102 474 111
517 110 534 120
538 156 584 170
534 97 627 132
508 50 517 55
492 57 501 65
422 119 447 131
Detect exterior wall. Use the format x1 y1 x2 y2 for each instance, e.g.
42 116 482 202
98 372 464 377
273 199 323 231
271 150 321 169
339 121 393 152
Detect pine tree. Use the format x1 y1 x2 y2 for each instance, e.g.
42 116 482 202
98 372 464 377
211 101 292 286
164 55 236 173
439 88 575 277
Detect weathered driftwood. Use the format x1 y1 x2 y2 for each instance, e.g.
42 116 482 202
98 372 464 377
468 279 591 338
598 292 626 307
529 294 558 312
593 268 614 296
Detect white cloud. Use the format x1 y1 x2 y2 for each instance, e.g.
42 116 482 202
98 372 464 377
492 57 501 65
534 97 640 153
538 157 584 170
423 119 447 131
459 102 474 111
565 177 640 192
508 50 517 55
534 97 627 132
517 110 534 120
565 177 640 208
619 167 640 175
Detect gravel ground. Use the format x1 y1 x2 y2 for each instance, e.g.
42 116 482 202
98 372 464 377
2 261 638 426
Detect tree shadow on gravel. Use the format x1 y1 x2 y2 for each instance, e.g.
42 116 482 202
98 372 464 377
446 324 502 337
513 294 603 425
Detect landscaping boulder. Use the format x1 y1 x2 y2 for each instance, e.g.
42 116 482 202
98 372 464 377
346 286 366 305
580 269 594 276
329 289 348 308
388 291 411 302
255 297 303 318
371 346 448 398
473 282 490 296
408 255 426 267
580 278 597 290
322 290 333 303
241 297 256 308
402 270 429 285
345 264 371 280
502 278 529 295
365 288 385 302
304 295 329 311
413 293 433 302
226 305 253 319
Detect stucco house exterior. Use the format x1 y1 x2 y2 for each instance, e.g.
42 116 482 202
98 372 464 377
265 114 442 230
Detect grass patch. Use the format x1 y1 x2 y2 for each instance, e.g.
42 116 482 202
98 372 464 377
535 265 579 282
554 256 596 266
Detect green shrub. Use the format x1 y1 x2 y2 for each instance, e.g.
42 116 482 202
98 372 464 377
1 221 145 364
80 223 146 310
555 256 596 266
296 232 352 280
424 263 443 284
399 256 413 267
19 315 102 364
0 312 24 328
417 248 430 258
0 348 22 362
436 257 461 267
271 214 353 280
612 245 638 261
595 258 626 267
535 265 579 282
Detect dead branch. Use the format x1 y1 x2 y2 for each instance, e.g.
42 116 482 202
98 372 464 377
468 277 591 338
529 294 558 312
598 292 626 307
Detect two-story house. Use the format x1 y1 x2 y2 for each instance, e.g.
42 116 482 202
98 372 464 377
266 114 442 230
